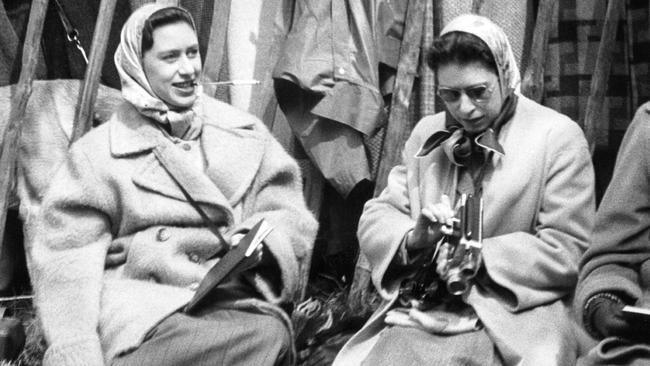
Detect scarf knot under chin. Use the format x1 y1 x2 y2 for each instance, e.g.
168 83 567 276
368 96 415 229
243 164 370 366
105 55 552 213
416 94 518 166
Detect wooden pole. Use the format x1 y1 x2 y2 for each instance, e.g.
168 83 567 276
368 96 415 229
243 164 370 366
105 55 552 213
521 0 557 103
583 0 625 153
0 0 49 255
201 0 232 98
348 0 427 312
624 0 638 113
71 0 118 143
372 0 426 197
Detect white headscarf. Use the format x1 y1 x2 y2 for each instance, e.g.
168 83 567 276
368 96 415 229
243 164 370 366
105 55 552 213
441 13 521 99
114 3 203 140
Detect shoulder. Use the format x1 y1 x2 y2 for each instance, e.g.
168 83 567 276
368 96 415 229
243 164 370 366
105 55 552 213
624 101 650 140
198 95 263 132
511 95 587 151
405 112 446 152
70 119 111 156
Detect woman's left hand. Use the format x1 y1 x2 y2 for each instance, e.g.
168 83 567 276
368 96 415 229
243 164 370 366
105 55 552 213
384 307 480 335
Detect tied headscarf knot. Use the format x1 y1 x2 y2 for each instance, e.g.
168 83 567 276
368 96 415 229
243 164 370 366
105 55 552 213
114 3 203 140
416 94 517 165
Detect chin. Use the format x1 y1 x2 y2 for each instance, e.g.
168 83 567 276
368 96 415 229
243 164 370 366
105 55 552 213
168 96 197 109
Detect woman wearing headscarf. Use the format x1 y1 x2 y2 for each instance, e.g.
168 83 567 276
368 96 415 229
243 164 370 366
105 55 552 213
333 14 595 366
28 4 317 366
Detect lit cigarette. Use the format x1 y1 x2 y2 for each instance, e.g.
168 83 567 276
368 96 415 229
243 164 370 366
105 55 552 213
201 79 260 86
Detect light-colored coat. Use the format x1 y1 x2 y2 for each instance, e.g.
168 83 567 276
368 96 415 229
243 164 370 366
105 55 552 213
28 96 318 366
334 96 596 366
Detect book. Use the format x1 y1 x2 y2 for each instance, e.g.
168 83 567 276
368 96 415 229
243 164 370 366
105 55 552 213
184 219 273 314
622 305 650 324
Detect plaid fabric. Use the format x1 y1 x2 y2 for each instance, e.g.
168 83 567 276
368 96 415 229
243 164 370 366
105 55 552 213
545 0 650 148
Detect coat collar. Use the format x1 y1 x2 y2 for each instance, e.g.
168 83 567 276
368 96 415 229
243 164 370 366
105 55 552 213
109 103 161 156
108 102 265 213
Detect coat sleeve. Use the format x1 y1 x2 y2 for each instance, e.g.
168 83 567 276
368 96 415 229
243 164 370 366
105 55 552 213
357 125 427 299
29 147 115 366
480 121 595 312
575 105 650 324
234 122 318 304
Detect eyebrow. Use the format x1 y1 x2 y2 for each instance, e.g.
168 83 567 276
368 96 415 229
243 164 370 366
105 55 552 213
155 43 199 55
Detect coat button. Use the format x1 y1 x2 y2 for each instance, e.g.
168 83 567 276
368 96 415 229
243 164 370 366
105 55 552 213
148 275 159 283
337 67 346 75
156 228 170 242
181 144 191 151
188 253 201 263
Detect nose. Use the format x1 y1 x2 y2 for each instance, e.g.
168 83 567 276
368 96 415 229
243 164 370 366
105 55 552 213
178 55 194 75
456 92 475 116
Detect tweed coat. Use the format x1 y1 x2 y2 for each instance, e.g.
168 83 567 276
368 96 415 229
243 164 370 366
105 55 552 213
333 95 596 366
574 102 650 365
28 95 317 366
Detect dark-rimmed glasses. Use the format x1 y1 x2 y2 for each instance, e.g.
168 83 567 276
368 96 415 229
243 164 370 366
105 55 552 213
437 83 495 104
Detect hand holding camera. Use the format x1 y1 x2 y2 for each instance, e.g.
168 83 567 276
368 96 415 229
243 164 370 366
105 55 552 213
406 195 455 251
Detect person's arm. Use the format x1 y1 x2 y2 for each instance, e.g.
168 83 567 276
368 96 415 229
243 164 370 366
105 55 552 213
479 122 595 312
576 105 650 338
357 119 438 298
29 147 115 366
233 122 318 304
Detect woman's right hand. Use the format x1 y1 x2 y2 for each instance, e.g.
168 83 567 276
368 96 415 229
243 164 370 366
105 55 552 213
406 195 455 250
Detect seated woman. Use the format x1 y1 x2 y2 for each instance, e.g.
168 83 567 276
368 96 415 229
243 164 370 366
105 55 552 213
575 101 650 366
28 4 317 366
333 14 595 366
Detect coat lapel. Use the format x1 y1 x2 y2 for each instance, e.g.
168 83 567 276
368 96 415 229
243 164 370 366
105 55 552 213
200 122 264 206
109 103 236 224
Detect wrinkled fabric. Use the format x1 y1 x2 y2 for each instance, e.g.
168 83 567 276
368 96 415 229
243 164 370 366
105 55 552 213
273 0 391 195
114 3 203 140
273 0 385 136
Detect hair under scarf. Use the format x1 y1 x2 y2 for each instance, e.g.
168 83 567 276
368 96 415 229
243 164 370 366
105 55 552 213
441 13 521 99
417 14 521 163
114 3 203 140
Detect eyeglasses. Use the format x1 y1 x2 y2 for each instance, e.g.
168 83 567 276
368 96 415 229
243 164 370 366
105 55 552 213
437 84 494 104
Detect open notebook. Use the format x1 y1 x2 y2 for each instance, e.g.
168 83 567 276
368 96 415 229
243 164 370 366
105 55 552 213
184 219 273 314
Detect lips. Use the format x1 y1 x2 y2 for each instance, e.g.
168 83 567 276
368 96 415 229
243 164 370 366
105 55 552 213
463 117 483 125
172 80 196 92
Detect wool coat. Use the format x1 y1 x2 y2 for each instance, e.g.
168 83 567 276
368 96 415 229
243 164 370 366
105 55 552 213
574 101 650 365
333 95 596 366
28 96 318 366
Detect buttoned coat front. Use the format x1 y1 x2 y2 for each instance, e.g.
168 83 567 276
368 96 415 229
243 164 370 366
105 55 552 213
28 96 317 366
334 96 596 366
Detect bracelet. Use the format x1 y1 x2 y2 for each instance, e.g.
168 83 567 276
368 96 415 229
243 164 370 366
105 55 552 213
583 292 625 338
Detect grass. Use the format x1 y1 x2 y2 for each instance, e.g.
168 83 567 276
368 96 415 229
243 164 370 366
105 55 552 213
0 295 44 366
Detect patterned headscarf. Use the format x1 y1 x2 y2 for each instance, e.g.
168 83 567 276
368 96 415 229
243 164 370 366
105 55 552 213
441 13 521 98
114 3 203 140
416 14 521 162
